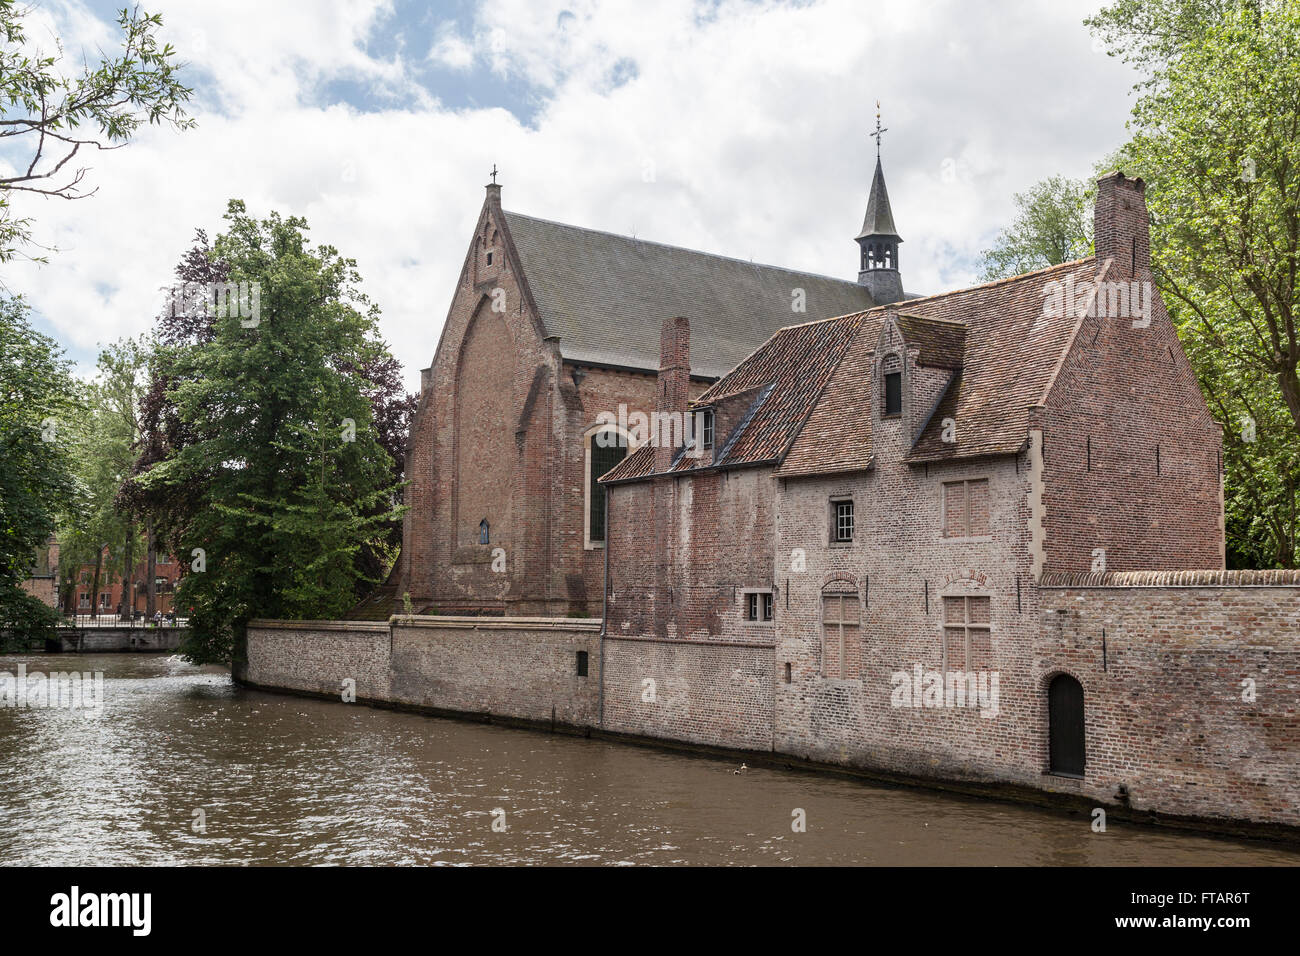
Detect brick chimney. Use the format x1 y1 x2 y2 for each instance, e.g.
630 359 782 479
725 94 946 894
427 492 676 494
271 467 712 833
655 316 690 473
1094 171 1150 278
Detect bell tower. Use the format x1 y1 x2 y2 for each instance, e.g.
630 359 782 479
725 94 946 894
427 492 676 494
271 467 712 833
856 103 904 304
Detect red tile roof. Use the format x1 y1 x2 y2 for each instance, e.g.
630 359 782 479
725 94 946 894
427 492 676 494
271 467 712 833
602 256 1108 483
600 314 866 482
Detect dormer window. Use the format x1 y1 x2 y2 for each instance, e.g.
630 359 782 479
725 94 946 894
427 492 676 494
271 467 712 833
881 353 902 417
884 372 901 415
486 250 494 265
687 407 715 451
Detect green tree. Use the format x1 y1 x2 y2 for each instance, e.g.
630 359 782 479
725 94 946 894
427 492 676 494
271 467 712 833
979 175 1094 281
53 339 151 617
1090 0 1300 566
134 202 407 663
0 294 75 645
0 2 194 262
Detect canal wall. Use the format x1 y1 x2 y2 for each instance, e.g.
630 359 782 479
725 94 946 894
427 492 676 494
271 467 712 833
241 616 601 729
601 635 775 751
1035 573 1300 829
47 626 185 653
238 578 1300 837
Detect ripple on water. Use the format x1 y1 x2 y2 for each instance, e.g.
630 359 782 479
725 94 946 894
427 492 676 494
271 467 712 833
1 653 1297 866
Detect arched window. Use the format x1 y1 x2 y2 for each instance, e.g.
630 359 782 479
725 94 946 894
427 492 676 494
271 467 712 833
1048 674 1085 776
585 426 630 547
479 519 490 545
821 585 861 680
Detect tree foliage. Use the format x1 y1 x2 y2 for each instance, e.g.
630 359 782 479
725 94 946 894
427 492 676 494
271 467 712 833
1091 0 1300 566
128 202 410 663
979 175 1094 281
0 2 194 262
0 294 74 643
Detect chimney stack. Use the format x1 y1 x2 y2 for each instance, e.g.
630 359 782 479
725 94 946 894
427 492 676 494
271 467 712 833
1094 171 1150 278
655 316 690 473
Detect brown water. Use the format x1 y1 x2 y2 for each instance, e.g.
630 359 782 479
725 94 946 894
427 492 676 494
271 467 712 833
1 653 1296 866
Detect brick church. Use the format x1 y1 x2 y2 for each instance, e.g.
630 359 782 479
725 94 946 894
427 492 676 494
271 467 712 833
392 152 910 615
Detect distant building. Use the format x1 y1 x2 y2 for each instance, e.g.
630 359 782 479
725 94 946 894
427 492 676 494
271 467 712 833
72 546 181 618
20 536 60 610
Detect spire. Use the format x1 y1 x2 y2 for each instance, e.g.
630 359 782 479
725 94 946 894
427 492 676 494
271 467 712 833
856 156 899 241
855 101 904 304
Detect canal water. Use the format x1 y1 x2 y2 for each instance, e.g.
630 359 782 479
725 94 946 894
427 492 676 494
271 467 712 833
1 653 1296 866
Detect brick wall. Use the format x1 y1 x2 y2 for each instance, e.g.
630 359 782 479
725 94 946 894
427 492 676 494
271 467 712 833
1036 574 1300 827
244 621 392 700
388 617 599 727
606 467 778 641
1040 172 1224 575
775 440 1039 783
242 617 600 729
601 634 775 751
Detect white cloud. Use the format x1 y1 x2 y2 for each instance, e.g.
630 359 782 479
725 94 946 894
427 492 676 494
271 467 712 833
429 22 475 71
4 0 1139 392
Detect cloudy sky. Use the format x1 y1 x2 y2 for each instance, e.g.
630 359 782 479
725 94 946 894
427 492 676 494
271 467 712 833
2 0 1140 391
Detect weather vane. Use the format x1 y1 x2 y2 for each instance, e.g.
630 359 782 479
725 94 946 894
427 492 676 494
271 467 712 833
871 100 887 158
490 163 499 184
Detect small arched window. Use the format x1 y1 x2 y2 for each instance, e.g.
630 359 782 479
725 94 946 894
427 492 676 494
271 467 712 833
479 519 490 545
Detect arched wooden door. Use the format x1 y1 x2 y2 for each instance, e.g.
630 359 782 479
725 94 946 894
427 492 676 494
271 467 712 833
1048 674 1085 776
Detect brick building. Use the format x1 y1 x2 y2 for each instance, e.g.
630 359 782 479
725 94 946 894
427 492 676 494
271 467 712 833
393 158 906 615
596 171 1289 819
19 536 60 610
71 546 181 619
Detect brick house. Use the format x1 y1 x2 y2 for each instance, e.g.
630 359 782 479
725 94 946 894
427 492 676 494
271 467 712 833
72 546 181 618
392 161 907 615
597 172 1286 818
19 536 60 610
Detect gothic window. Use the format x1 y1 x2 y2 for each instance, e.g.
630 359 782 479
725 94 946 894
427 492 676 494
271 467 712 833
821 589 861 680
479 519 490 545
587 430 628 545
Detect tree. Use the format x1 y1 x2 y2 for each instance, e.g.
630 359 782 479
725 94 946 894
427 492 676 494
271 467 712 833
0 2 194 262
979 176 1094 281
0 294 75 644
129 202 409 663
1089 0 1300 566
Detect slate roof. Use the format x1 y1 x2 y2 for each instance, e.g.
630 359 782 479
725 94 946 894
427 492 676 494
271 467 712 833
601 255 1109 483
856 157 900 240
503 211 875 379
